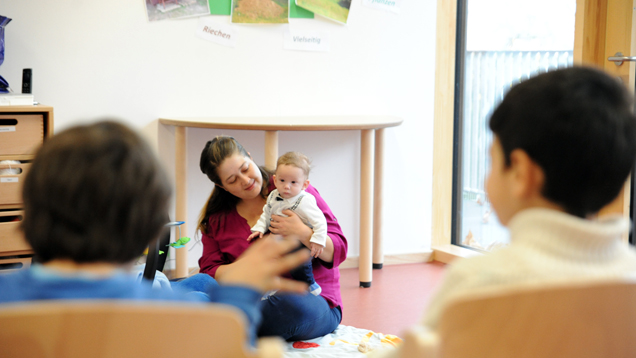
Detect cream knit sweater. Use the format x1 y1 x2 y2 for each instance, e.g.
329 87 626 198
422 208 636 329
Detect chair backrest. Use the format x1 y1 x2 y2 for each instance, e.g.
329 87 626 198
0 300 283 358
433 280 636 358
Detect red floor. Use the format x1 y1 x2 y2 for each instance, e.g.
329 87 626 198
339 261 447 336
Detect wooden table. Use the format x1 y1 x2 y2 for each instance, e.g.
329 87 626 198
159 116 403 286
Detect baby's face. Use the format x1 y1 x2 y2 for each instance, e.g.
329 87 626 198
274 164 308 199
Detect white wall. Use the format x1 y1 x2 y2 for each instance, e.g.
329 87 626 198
2 0 437 269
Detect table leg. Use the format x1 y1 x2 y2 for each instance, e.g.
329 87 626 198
174 126 188 279
359 129 373 287
373 128 384 269
264 131 279 171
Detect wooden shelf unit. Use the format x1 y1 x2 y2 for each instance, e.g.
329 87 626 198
0 105 54 272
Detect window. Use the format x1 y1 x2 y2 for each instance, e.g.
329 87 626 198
451 0 576 251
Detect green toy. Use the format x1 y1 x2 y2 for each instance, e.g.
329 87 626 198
169 236 190 249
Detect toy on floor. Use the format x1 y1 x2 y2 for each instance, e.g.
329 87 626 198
292 341 320 349
328 331 403 353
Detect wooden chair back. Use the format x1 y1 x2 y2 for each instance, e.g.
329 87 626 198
0 300 283 358
397 280 636 358
436 281 636 358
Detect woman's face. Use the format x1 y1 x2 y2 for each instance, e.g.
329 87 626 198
216 153 263 200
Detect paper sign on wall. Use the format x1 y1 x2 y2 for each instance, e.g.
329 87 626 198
283 29 330 52
196 18 236 48
362 0 402 14
1 178 18 183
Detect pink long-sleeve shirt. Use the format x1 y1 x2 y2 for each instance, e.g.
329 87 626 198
198 184 348 309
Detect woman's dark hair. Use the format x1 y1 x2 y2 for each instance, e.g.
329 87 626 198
197 136 272 234
21 120 171 263
489 66 636 217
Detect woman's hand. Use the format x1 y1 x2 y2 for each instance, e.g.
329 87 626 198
216 235 310 294
270 210 335 263
269 210 312 240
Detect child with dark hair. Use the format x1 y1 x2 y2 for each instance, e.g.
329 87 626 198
0 121 310 343
419 66 636 330
375 66 636 357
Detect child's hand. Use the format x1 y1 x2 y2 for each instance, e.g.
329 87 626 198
247 231 263 241
310 242 324 258
219 236 310 294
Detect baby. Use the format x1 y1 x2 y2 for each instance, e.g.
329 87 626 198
248 151 326 295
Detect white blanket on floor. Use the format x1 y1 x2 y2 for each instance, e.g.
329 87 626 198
283 325 400 358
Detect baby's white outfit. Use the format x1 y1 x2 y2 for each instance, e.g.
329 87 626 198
251 189 327 247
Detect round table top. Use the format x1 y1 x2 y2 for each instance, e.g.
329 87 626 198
159 116 403 131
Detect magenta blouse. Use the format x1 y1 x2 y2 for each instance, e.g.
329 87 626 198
198 184 348 309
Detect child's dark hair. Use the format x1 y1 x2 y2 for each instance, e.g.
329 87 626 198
197 135 272 234
21 121 171 263
489 66 636 217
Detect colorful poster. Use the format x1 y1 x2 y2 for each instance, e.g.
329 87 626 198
231 0 289 23
145 0 211 22
290 1 314 18
209 0 232 15
361 0 401 14
295 0 350 24
209 0 311 18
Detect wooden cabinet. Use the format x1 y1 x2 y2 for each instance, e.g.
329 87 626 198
0 105 53 273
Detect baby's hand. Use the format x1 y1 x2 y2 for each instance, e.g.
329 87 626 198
247 231 263 241
310 242 324 258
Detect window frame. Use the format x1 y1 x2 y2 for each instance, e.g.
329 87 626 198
430 0 610 263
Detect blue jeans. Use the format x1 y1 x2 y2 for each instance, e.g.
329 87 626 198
289 244 317 286
172 273 260 346
258 293 342 341
172 273 219 301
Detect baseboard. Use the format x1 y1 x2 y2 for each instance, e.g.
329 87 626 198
340 251 434 269
431 244 481 264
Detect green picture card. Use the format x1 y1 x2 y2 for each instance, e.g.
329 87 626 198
290 1 314 18
208 0 313 18
209 0 231 15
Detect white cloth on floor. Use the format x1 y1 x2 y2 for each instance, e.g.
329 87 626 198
283 325 399 358
132 264 172 290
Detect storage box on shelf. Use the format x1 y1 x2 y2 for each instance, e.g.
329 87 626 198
0 105 54 273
